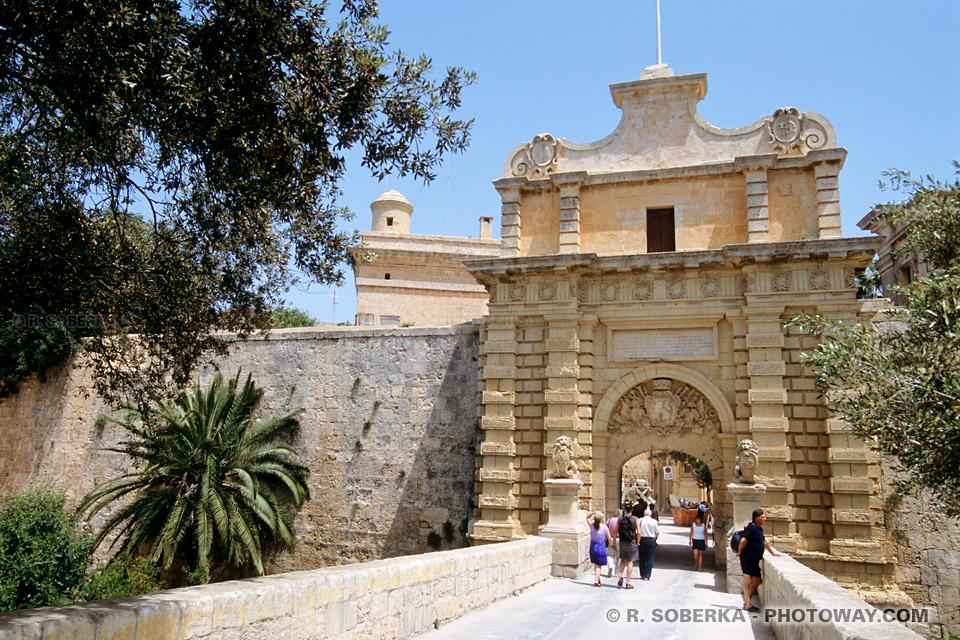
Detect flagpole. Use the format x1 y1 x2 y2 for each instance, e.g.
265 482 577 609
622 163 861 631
656 0 662 65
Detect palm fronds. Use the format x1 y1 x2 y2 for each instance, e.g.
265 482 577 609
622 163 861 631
77 371 309 582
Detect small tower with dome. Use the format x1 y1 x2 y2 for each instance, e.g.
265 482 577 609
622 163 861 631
350 189 500 326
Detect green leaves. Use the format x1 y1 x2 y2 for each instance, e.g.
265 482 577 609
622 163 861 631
0 489 93 612
1 0 475 404
788 166 960 517
78 371 309 582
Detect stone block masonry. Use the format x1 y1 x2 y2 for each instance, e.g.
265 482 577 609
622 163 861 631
0 537 553 640
0 324 483 570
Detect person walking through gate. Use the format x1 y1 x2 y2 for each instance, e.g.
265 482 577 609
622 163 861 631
586 511 613 587
638 508 660 581
605 509 621 578
689 513 707 571
737 508 781 611
617 502 640 589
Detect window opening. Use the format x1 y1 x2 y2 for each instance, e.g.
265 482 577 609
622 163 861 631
647 208 676 253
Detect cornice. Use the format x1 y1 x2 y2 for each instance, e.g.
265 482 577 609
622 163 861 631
465 237 880 282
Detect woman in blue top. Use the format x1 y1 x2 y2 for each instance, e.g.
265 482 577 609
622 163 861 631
736 508 781 611
587 511 614 587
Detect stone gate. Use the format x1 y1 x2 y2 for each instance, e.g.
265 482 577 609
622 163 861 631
464 64 892 591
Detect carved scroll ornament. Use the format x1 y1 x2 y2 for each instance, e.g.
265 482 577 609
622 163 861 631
609 378 720 437
767 107 828 155
510 133 561 178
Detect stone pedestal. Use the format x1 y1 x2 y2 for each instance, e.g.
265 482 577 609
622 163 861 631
726 482 766 594
539 479 590 579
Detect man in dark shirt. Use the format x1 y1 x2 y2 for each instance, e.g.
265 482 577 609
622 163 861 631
736 508 781 612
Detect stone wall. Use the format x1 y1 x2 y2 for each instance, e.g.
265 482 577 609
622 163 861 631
0 537 552 640
0 324 482 571
761 552 925 640
884 462 960 640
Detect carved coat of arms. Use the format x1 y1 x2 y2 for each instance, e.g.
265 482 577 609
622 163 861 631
645 380 680 428
609 378 720 437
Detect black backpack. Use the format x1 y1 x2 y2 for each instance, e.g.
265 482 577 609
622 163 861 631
619 514 635 541
730 526 745 552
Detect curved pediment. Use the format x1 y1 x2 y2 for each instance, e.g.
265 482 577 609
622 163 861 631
503 67 837 180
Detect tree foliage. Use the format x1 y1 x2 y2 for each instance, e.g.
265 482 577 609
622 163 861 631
789 164 960 517
666 450 713 498
0 488 93 611
78 371 309 582
0 0 475 405
270 306 316 328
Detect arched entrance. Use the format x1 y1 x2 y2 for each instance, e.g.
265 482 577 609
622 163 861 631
594 364 736 563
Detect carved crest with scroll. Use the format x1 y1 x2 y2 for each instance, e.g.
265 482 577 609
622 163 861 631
609 378 720 437
510 133 562 178
767 107 827 155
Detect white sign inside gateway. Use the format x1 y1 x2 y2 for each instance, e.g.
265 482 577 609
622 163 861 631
612 327 715 360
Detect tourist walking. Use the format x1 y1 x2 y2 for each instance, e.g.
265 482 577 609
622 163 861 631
638 508 660 581
586 511 613 587
617 502 640 589
689 513 707 571
736 508 781 611
605 509 621 578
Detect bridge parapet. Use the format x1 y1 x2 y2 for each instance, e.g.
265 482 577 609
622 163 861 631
761 552 926 640
0 537 552 640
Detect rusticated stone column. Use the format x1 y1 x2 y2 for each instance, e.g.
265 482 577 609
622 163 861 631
744 303 796 548
470 317 524 542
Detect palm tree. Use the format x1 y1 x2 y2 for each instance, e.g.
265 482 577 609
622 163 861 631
78 371 309 583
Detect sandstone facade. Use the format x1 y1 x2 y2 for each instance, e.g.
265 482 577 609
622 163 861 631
350 190 499 327
466 65 901 597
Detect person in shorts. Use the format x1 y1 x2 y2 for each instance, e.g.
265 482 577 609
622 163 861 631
689 512 707 571
736 508 781 611
617 501 639 589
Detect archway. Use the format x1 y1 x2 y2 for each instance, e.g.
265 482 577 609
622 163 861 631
594 363 736 566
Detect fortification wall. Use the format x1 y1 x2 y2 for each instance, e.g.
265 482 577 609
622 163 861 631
882 462 960 639
0 324 482 571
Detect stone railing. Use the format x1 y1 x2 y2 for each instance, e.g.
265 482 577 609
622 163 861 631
0 537 552 640
761 552 925 640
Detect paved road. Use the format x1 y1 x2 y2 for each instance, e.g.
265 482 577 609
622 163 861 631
415 518 776 640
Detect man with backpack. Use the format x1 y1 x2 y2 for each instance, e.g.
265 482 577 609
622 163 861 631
735 508 781 611
617 501 640 588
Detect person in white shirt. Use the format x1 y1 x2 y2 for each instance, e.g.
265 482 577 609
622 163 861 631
689 513 707 571
638 508 660 581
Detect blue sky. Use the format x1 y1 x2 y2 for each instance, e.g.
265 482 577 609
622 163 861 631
287 0 960 324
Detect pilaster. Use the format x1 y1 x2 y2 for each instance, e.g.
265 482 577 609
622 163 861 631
470 317 524 542
745 170 771 244
827 415 884 560
815 161 843 239
744 304 795 546
542 315 584 508
499 187 521 257
555 176 582 254
578 315 598 510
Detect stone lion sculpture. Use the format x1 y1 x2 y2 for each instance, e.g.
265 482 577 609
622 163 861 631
734 439 760 484
552 436 579 479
